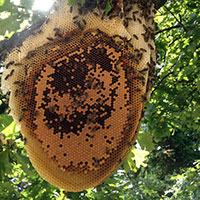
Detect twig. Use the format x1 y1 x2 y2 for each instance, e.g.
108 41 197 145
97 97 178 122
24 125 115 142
155 25 182 35
151 63 176 95
164 6 186 31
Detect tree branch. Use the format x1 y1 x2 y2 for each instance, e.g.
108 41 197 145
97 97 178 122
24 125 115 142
155 25 182 35
163 6 187 31
151 63 176 95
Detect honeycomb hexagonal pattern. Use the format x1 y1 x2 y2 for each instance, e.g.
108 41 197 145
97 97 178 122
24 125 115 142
1 0 156 191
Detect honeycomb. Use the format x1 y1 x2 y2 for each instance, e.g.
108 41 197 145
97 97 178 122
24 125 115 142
1 0 156 192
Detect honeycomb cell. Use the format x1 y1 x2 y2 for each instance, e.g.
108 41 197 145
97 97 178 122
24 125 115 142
1 0 156 192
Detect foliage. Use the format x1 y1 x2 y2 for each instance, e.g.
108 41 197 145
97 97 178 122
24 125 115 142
169 160 200 200
0 0 200 199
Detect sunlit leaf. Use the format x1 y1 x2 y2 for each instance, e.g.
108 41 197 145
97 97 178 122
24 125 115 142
132 148 149 168
0 113 13 132
2 121 20 137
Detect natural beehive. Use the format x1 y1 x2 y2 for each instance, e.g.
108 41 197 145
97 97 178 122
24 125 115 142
1 0 156 192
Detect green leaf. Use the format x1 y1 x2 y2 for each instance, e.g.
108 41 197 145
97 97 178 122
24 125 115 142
0 114 13 132
104 178 118 185
20 0 34 9
70 192 80 200
0 150 12 173
0 14 21 35
0 0 5 6
80 0 85 6
15 153 33 176
197 79 200 92
0 0 18 12
122 160 131 174
2 121 20 137
68 0 77 6
105 0 112 15
137 132 155 151
193 106 200 118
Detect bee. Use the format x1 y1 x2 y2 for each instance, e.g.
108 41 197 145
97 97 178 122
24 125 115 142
73 15 78 20
78 22 84 30
59 114 64 122
93 161 99 167
45 18 50 24
129 53 135 60
26 52 36 59
24 99 31 106
133 34 139 40
38 29 43 34
134 75 145 81
125 124 131 130
132 11 139 15
140 48 147 52
14 63 22 66
54 28 62 38
142 81 145 86
4 74 10 80
19 115 24 122
22 108 28 112
7 109 11 115
128 112 132 120
151 32 155 40
93 12 99 16
127 142 132 147
24 67 28 76
119 12 124 19
114 64 120 73
141 95 147 102
82 19 86 25
34 110 38 116
49 61 54 68
48 105 56 113
150 57 156 66
5 61 14 69
14 89 19 97
143 24 147 31
147 62 152 68
125 6 132 13
137 18 142 24
128 42 133 48
137 53 143 60
132 14 136 21
24 89 29 95
134 59 139 64
63 76 67 82
105 147 110 154
139 68 148 73
45 123 51 129
141 110 144 118
70 6 73 13
148 43 154 50
46 37 53 41
134 49 140 52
